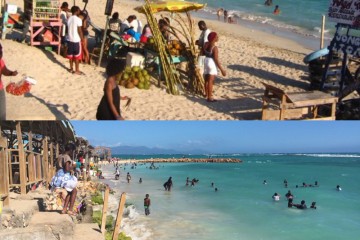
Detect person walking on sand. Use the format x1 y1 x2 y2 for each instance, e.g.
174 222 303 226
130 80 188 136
67 6 84 75
0 43 18 120
202 32 226 102
144 194 151 216
96 59 128 120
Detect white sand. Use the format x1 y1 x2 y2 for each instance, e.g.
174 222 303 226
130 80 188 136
2 0 312 120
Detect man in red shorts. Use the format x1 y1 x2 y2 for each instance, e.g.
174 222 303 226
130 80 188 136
67 6 84 75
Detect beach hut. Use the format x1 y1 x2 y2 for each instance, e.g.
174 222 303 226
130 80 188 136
0 121 76 207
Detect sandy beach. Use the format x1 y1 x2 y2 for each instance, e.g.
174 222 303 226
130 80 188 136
2 0 312 120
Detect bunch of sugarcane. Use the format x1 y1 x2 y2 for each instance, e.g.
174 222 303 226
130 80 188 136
165 12 205 95
143 0 182 95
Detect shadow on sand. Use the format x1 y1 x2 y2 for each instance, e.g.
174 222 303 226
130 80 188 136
24 92 70 119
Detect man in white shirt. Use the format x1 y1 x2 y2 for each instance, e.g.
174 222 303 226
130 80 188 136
196 21 211 75
129 15 143 34
120 15 135 34
67 6 83 75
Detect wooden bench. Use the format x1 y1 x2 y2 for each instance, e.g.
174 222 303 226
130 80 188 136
262 83 338 120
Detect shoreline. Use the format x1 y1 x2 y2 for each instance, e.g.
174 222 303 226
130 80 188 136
5 0 314 120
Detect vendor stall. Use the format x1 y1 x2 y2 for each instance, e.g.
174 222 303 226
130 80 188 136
135 0 206 95
28 0 62 54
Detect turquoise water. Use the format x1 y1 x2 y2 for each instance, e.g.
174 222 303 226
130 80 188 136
197 0 334 38
102 153 360 240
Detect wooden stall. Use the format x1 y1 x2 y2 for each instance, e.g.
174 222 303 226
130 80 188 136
28 0 62 54
0 121 75 207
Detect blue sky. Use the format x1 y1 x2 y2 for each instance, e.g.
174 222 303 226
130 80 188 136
70 121 360 153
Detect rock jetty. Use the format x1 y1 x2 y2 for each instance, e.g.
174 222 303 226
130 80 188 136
128 158 242 163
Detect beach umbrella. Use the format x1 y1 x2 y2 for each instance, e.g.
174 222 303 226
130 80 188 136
135 0 206 14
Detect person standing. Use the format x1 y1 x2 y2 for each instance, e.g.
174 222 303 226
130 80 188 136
126 172 131 183
224 10 228 23
109 12 122 33
0 43 18 120
60 2 69 56
196 21 211 76
216 8 223 21
202 32 226 102
144 194 151 216
67 6 84 74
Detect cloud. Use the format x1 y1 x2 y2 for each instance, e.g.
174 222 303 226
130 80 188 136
109 142 123 147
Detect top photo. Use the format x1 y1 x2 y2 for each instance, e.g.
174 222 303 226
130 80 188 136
0 0 359 120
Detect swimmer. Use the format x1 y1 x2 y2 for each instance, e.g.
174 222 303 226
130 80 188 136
310 201 317 209
211 182 214 187
263 180 267 185
336 185 342 191
139 178 142 183
287 198 293 208
215 188 218 192
285 190 293 200
273 5 280 15
293 200 307 209
272 192 280 201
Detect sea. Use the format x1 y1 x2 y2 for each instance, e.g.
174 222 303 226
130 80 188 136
187 0 337 50
99 153 360 240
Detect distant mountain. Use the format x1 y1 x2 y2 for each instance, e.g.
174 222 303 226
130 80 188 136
111 145 208 155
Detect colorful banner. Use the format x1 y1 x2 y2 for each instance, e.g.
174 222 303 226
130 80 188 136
328 0 360 26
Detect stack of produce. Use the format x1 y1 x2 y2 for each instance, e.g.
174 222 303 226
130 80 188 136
117 66 151 90
6 81 31 95
167 40 185 56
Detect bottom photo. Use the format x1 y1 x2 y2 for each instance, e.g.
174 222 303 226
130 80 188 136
0 121 359 240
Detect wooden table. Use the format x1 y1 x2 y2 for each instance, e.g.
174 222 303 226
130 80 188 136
262 83 338 120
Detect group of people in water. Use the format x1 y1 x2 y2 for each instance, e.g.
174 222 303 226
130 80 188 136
269 179 343 210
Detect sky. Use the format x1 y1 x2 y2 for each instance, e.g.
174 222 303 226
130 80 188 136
70 121 360 153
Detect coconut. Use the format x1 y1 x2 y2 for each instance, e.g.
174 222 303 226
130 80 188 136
122 73 129 80
138 82 145 89
126 82 135 89
132 78 139 86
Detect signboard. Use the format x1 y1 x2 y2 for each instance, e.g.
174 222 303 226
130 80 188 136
328 0 360 26
105 0 114 16
332 31 360 56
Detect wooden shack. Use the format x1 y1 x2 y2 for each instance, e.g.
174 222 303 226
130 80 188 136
0 121 75 207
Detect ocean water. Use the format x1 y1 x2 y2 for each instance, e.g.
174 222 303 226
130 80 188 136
197 0 333 37
101 153 360 240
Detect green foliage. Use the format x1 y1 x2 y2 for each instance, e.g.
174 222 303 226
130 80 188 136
92 210 114 231
105 231 132 240
91 192 104 205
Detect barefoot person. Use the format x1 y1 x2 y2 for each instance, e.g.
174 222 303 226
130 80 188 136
202 32 226 102
50 143 78 216
216 8 223 21
0 43 18 120
79 10 90 64
96 59 127 120
67 6 84 74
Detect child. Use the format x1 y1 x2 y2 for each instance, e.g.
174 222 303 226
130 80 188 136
144 194 150 216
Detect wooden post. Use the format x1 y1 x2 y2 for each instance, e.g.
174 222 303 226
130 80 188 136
101 186 110 234
49 142 54 181
98 15 110 67
36 154 41 181
320 15 325 49
0 134 10 206
28 129 35 183
16 122 27 195
112 193 126 240
43 138 49 185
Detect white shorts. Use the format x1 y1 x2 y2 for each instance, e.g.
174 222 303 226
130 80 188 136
204 57 218 75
